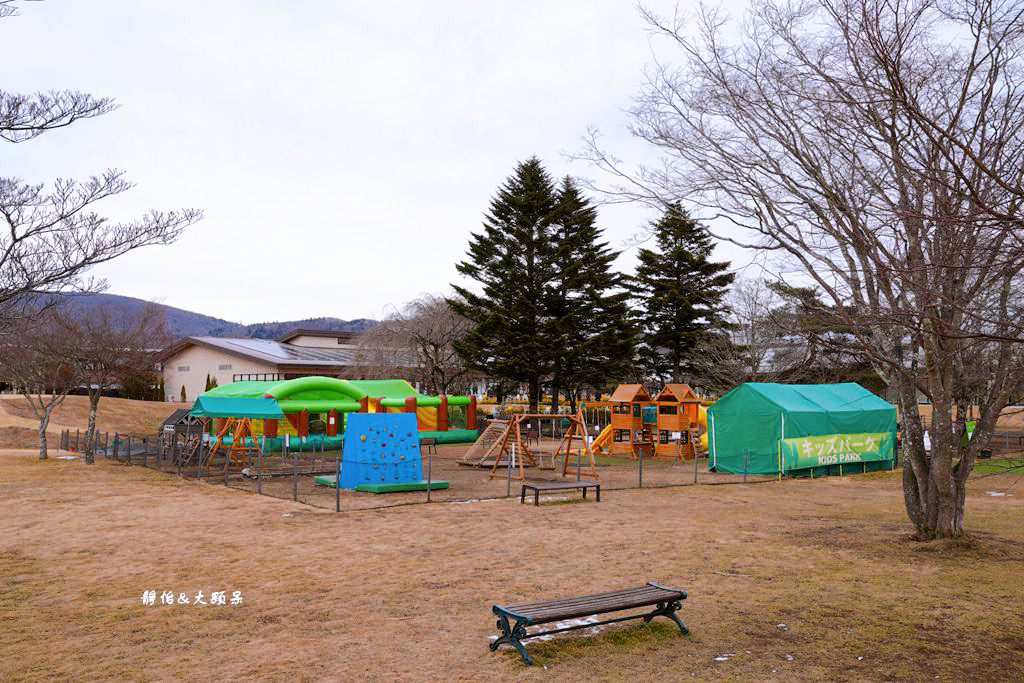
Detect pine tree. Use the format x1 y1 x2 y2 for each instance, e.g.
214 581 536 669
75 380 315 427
547 177 636 410
630 203 735 383
450 157 560 413
180 385 186 402
204 373 212 391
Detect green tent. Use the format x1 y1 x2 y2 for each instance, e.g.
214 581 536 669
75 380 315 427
190 396 285 419
707 383 897 476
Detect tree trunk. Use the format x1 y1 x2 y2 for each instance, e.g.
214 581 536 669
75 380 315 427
37 408 51 460
84 390 101 465
550 380 561 415
528 379 539 415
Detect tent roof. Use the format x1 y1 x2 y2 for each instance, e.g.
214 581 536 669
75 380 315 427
741 382 893 414
609 384 652 403
190 396 285 419
655 384 699 403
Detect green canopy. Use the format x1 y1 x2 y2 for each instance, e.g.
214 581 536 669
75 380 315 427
190 396 285 419
707 383 897 475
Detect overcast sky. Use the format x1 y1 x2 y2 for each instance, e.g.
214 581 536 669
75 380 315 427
3 0 754 324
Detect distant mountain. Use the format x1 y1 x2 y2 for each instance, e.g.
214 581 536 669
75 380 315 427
48 293 375 339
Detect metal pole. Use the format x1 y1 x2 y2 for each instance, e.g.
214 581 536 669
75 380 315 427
176 437 181 478
75 429 80 452
743 450 748 483
127 436 132 465
507 441 514 497
257 446 263 496
639 439 644 488
335 455 340 512
694 446 699 484
292 452 298 502
427 450 432 503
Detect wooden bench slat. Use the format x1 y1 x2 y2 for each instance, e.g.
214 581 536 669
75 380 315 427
509 596 677 623
504 585 675 611
506 589 668 616
500 585 683 623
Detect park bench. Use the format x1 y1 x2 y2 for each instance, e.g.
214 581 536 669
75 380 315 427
490 582 688 665
520 480 600 505
419 437 437 455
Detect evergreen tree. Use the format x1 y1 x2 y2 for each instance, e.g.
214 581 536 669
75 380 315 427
180 385 186 402
204 373 212 391
450 157 560 413
630 203 735 383
547 177 636 410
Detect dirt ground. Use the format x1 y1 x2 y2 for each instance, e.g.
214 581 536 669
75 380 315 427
2 447 1022 682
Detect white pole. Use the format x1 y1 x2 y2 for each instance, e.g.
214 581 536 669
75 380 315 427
709 412 717 468
780 413 786 478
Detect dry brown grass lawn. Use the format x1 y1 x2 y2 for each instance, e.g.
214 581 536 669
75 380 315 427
2 449 1023 682
0 396 187 449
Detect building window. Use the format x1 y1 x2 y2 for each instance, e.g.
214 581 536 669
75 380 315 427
177 366 190 372
233 373 282 382
218 364 232 370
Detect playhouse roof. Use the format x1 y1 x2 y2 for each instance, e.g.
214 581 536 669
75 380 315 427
655 384 699 403
609 384 653 403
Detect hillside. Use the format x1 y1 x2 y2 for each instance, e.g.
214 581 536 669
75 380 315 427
44 293 374 339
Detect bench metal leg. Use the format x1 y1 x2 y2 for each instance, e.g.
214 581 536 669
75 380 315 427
521 486 526 504
535 489 540 506
596 485 600 502
491 614 534 665
643 600 688 635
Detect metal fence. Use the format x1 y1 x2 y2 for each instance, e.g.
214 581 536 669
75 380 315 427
56 423 1022 513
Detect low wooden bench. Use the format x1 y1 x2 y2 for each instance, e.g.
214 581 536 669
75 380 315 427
520 480 600 505
490 582 688 665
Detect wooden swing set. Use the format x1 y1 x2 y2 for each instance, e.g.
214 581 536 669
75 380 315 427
486 411 599 481
207 417 261 468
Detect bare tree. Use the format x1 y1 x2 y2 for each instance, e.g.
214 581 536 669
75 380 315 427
0 311 80 459
62 304 169 464
0 2 201 317
355 294 474 395
579 0 1024 538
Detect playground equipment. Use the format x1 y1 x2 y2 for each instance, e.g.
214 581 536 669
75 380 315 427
314 413 449 492
190 395 285 468
606 383 707 460
589 424 614 455
698 405 710 451
484 411 599 481
193 377 480 452
608 384 657 458
459 420 510 467
653 384 702 459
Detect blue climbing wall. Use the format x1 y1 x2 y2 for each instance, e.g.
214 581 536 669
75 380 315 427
337 413 422 489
